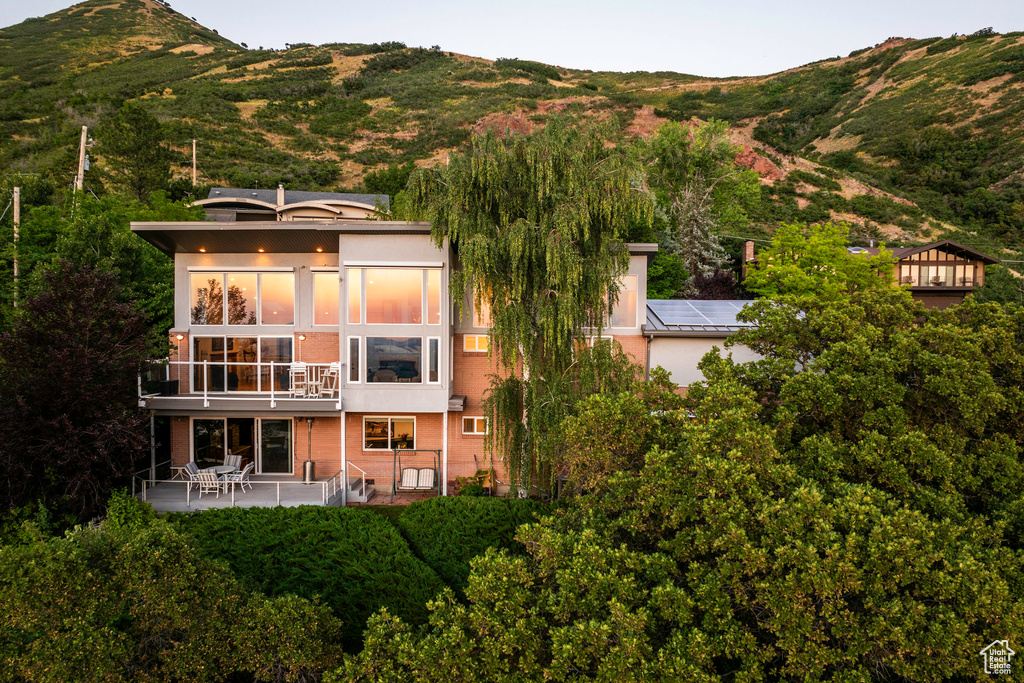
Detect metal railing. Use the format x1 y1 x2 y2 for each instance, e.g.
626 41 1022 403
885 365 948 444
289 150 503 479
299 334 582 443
132 469 347 509
140 360 342 409
347 462 368 501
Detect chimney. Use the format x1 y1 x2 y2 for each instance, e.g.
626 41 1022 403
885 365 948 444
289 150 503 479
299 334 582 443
277 184 285 207
741 240 755 280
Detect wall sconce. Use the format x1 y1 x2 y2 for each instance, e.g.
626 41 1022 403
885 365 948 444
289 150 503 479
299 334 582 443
298 334 305 361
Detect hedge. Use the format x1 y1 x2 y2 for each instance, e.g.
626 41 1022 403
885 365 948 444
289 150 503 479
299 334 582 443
397 497 548 593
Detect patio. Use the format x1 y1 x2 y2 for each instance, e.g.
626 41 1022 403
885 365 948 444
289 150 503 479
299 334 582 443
134 474 346 513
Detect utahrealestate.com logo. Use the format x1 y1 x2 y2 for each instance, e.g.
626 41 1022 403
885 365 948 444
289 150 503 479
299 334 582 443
981 640 1015 675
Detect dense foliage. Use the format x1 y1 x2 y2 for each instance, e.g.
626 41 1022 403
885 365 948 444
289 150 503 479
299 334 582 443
0 493 345 682
396 497 548 593
0 263 151 519
409 122 651 494
339 288 1024 682
173 505 447 650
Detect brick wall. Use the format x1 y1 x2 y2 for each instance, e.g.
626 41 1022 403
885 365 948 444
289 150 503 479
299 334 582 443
613 333 647 367
293 416 342 477
296 331 340 364
170 416 190 465
345 412 444 492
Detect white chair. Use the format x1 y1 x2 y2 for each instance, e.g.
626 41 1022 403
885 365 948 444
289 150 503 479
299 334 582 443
309 362 340 398
184 462 201 492
225 462 254 493
289 362 309 398
196 469 226 498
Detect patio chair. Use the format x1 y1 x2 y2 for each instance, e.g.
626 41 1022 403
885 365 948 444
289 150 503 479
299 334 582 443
415 468 436 491
289 362 309 398
225 462 254 493
184 462 201 492
312 362 340 398
224 454 242 470
399 467 419 490
196 469 226 498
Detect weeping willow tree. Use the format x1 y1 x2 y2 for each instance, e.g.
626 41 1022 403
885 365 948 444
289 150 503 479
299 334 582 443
408 121 651 495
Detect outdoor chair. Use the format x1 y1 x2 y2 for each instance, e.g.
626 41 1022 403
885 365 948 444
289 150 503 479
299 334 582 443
289 362 309 398
196 469 226 498
224 454 242 469
312 362 340 398
415 468 435 491
225 462 254 493
399 467 419 490
184 462 201 492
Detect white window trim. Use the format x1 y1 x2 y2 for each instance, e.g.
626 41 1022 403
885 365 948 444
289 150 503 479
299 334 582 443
462 416 488 435
464 334 489 353
189 335 294 394
427 336 441 384
362 416 417 451
189 271 295 327
610 274 639 329
188 266 295 272
312 270 341 327
364 335 425 384
347 336 361 384
343 261 443 268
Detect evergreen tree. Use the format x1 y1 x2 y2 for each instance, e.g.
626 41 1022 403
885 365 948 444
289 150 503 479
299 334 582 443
408 121 651 495
98 101 175 203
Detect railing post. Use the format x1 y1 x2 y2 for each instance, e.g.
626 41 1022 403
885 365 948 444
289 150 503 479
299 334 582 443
203 360 209 408
270 361 276 408
276 482 281 506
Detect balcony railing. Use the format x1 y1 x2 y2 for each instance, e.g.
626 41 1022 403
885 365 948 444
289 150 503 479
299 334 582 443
140 360 342 408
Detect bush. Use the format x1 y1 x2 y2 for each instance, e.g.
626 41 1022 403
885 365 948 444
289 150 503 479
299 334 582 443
396 497 548 592
173 505 446 649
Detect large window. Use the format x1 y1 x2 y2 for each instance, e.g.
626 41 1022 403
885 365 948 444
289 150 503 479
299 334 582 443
366 337 421 383
364 417 415 450
611 275 638 328
313 272 340 325
190 272 294 325
192 336 292 393
347 268 442 325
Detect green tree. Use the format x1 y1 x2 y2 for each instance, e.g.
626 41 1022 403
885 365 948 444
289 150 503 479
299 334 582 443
974 262 1024 305
98 101 176 203
643 120 760 293
743 221 896 300
408 121 651 494
339 291 1024 682
0 493 345 681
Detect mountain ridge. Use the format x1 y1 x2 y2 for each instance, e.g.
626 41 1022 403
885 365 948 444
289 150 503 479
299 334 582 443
2 1 1022 257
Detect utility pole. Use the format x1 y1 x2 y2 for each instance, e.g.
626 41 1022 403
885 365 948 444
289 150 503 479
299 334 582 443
192 138 197 185
75 125 88 192
12 186 19 308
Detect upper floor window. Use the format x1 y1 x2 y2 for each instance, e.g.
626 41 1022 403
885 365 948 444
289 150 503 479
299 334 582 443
313 272 340 325
347 268 442 325
610 275 638 328
190 272 295 326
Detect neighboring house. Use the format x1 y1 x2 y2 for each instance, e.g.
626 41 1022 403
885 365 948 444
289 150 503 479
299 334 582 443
131 189 655 503
643 299 761 388
196 186 388 222
742 239 1000 309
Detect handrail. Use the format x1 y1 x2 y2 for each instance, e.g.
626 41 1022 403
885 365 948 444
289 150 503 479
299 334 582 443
139 360 342 403
131 474 339 509
346 463 367 504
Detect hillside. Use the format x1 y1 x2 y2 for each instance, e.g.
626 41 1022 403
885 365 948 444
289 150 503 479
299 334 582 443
1 1 1023 256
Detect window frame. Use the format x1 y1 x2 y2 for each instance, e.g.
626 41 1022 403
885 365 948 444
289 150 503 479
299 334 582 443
464 334 489 353
462 416 488 435
610 274 638 329
188 269 295 327
190 334 293 393
362 416 417 451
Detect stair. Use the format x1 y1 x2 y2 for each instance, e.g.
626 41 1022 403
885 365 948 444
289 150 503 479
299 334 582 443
347 476 376 504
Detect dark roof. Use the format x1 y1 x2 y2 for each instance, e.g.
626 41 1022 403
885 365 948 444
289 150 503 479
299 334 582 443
645 300 756 337
131 221 431 256
206 187 390 210
856 240 1000 264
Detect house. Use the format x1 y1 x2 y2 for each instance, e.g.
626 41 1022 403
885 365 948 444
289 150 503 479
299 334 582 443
643 299 761 388
742 239 1000 309
131 189 655 506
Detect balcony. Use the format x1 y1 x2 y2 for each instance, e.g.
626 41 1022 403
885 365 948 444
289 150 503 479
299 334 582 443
140 361 343 414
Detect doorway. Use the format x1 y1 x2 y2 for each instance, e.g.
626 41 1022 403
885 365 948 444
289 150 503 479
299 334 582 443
192 417 293 474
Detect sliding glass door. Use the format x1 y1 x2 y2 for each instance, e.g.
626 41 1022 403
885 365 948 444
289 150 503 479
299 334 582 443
193 417 292 474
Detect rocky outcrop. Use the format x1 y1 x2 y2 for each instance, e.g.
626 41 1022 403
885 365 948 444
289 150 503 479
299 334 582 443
734 146 784 181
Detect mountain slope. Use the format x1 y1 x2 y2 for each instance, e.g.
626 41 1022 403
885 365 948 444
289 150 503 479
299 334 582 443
0 4 1022 255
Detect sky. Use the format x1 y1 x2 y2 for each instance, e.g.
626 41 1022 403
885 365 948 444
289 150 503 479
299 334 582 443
1 0 1022 77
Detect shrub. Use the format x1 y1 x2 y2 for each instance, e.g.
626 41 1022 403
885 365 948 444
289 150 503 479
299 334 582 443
173 505 446 649
396 497 548 592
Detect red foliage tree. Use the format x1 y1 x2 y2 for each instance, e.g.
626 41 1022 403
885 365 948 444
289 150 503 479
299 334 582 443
0 262 151 519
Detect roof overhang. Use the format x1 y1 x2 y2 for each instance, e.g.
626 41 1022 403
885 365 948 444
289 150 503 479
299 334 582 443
131 220 433 256
642 325 751 338
893 240 1001 264
193 197 278 210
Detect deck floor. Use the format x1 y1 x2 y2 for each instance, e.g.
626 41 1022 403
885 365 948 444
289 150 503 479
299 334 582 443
136 477 343 513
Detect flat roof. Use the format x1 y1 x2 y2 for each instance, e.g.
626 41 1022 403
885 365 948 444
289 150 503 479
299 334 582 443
131 221 434 256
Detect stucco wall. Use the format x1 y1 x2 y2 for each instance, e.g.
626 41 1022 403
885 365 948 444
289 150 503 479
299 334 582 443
648 337 761 388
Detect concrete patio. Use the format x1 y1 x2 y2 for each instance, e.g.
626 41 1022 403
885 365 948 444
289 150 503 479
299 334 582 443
135 475 346 512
